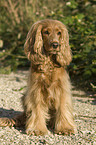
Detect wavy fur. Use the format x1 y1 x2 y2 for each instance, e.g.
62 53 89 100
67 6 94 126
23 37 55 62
0 19 75 135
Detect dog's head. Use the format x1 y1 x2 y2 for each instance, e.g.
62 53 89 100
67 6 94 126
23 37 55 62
24 19 72 67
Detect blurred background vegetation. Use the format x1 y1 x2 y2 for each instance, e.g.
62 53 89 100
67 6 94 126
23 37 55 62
0 0 96 91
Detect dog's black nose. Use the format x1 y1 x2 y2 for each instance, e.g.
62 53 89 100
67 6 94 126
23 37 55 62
52 42 59 48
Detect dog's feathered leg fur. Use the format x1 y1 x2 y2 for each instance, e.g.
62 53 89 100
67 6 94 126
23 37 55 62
54 71 75 134
23 69 50 135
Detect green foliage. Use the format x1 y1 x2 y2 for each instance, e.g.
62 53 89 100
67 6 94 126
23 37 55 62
64 0 96 81
0 0 96 87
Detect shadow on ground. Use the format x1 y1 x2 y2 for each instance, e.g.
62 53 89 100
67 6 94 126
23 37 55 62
71 74 96 105
0 108 22 118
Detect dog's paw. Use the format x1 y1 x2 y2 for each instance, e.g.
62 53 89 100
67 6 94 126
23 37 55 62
55 128 76 135
26 128 49 136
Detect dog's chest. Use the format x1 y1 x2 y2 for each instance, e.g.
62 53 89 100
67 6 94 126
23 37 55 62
40 70 58 87
40 67 63 84
41 69 62 93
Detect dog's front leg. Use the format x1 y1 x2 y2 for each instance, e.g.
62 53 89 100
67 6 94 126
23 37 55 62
54 79 76 135
24 84 49 135
55 90 75 135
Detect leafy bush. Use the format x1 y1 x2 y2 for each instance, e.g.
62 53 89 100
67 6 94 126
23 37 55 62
0 0 96 89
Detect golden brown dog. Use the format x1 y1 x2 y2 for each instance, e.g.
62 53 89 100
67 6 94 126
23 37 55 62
0 19 76 135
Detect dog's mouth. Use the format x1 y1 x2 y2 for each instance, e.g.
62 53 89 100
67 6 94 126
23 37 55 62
49 48 60 55
48 45 61 54
43 44 60 56
49 50 58 54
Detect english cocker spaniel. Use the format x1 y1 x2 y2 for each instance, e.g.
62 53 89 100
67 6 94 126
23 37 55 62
0 19 76 135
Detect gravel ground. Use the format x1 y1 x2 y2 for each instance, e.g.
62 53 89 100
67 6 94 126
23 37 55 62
0 71 96 145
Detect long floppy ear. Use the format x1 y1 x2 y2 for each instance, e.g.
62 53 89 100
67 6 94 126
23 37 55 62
57 26 72 66
24 22 43 60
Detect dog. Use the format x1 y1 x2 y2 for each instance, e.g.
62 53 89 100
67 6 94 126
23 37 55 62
0 19 76 135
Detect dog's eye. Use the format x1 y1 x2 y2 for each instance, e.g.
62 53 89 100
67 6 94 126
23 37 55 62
44 31 50 35
57 32 61 35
